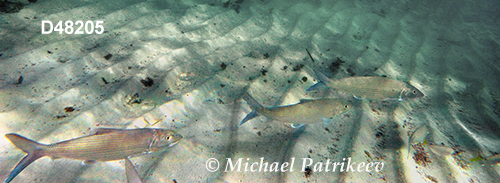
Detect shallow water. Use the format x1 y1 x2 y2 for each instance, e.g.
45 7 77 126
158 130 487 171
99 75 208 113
1 0 499 182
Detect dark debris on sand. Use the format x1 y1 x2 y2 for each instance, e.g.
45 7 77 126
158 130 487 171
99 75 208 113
0 1 25 14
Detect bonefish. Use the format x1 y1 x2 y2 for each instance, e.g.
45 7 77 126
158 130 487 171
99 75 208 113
307 70 424 101
4 128 182 183
304 49 423 101
239 92 352 128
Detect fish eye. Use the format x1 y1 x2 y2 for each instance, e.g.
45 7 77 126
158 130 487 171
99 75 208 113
413 90 417 94
166 135 171 140
344 105 348 108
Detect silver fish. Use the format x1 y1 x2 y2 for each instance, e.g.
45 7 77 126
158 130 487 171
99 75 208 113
4 128 182 183
307 70 424 101
239 92 352 127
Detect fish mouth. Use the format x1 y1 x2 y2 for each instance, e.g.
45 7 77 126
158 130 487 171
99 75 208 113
416 90 425 98
173 134 183 140
168 134 183 147
168 141 181 147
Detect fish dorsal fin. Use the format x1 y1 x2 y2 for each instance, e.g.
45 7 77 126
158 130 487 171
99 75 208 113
299 99 314 103
306 70 332 92
92 128 123 135
315 70 332 83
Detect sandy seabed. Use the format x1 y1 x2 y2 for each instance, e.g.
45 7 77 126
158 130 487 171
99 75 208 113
0 0 499 182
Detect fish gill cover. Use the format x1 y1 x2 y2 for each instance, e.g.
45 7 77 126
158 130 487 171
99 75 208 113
0 0 500 182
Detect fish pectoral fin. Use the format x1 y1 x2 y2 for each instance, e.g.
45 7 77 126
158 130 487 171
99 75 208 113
125 158 143 183
398 88 406 101
290 123 306 129
92 128 124 135
82 160 96 165
322 117 334 124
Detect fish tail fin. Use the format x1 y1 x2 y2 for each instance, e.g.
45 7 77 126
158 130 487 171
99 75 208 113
5 134 47 183
239 93 264 126
239 111 259 126
5 134 46 154
243 92 264 111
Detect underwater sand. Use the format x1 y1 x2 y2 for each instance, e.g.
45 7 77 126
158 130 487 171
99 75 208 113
1 0 499 182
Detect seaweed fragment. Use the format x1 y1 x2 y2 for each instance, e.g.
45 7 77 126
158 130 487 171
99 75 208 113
304 166 312 178
14 75 23 85
260 69 268 76
140 77 154 87
263 53 270 59
220 62 227 70
64 107 75 113
101 77 108 84
329 57 345 73
104 54 113 60
305 48 314 62
127 93 142 105
292 64 304 71
412 143 431 167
